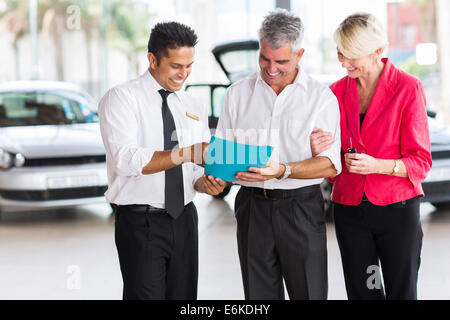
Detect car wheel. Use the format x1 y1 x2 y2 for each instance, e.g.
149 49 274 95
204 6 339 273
432 202 450 211
213 183 232 199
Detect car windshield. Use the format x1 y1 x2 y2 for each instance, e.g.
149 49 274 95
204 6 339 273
0 90 98 127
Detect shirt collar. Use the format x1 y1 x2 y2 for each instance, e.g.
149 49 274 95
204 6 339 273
142 69 182 100
293 65 308 90
256 64 308 91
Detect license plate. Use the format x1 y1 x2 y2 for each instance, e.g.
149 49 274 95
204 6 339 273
47 175 99 189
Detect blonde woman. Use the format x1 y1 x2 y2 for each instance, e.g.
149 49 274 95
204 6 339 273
311 13 432 300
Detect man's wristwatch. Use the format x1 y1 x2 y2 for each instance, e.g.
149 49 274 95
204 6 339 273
390 160 399 176
277 163 291 180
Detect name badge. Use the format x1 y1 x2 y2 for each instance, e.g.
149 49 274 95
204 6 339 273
186 112 200 121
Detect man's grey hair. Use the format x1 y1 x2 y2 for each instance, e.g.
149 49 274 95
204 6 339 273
258 9 304 53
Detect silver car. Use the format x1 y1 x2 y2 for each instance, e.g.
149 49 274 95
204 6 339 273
0 81 108 212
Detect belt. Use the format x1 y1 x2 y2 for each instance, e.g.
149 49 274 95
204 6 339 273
242 185 319 200
113 204 166 214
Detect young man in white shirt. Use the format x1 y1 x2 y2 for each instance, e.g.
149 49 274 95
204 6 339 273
98 22 226 300
216 9 341 300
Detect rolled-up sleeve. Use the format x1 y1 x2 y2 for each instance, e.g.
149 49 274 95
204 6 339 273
316 89 342 175
400 81 432 188
99 87 155 177
192 100 211 187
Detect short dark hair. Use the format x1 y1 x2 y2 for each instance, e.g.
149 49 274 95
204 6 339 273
147 22 198 63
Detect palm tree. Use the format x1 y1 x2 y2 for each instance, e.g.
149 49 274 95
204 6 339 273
0 0 29 79
40 0 71 80
68 0 102 93
106 0 151 78
1 0 152 85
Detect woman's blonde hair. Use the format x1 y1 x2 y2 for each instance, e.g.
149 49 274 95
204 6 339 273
334 13 388 59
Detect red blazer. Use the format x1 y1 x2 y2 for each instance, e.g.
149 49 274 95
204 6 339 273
330 58 432 206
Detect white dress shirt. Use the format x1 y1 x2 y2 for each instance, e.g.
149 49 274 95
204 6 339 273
98 70 210 207
216 66 341 190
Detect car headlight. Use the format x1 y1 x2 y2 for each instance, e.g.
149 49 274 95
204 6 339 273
0 149 26 169
14 153 25 167
0 149 13 169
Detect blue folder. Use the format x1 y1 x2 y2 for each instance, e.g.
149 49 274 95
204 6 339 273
204 136 274 181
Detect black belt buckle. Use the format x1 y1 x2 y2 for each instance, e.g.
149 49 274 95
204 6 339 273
263 189 277 200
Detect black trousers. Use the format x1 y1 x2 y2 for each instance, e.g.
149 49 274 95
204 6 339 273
114 202 198 300
235 185 328 300
333 197 423 300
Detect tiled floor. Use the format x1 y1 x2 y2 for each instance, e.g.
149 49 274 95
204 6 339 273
0 187 448 300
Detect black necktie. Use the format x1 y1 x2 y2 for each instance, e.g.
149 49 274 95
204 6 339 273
158 89 185 219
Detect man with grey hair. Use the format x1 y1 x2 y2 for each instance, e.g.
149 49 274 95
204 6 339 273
216 9 341 300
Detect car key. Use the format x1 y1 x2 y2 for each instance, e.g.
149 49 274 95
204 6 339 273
347 137 356 153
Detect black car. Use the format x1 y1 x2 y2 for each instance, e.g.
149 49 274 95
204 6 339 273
422 115 450 209
186 40 450 213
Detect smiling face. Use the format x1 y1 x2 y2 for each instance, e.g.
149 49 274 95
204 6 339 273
337 49 379 79
148 46 194 92
258 40 304 94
